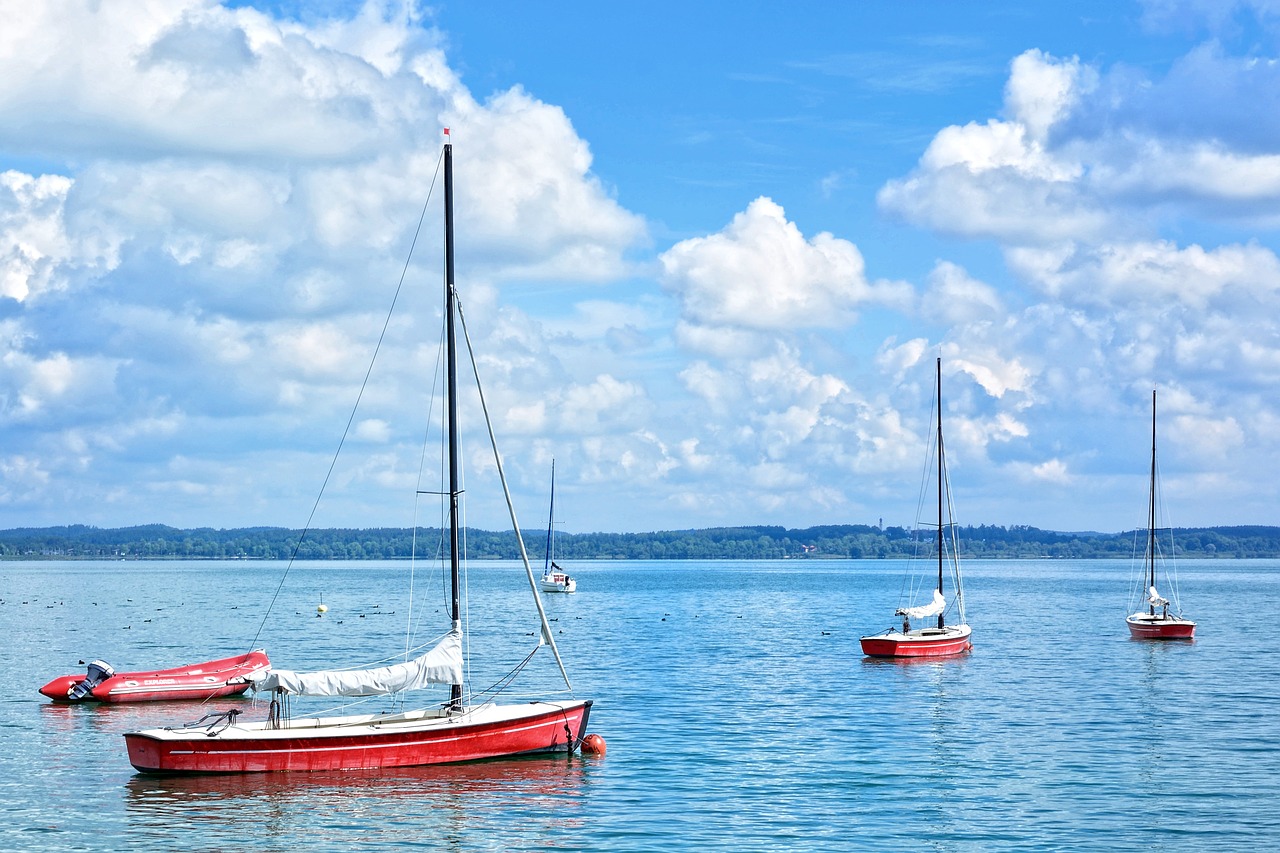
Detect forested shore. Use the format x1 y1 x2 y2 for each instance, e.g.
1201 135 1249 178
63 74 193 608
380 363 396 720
3 523 1280 560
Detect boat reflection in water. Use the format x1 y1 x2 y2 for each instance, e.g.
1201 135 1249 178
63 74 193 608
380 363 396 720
123 757 595 844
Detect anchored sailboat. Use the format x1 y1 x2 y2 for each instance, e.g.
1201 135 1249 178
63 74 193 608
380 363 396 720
860 357 972 658
1125 389 1196 640
539 460 576 593
124 133 593 774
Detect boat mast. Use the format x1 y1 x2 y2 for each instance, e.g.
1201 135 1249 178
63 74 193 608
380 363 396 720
543 459 556 575
444 137 463 708
936 357 945 630
1147 389 1157 616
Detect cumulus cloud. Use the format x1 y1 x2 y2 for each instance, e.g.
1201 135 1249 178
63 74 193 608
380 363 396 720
4 0 1280 535
0 171 109 302
659 197 909 335
878 50 1112 245
921 261 1005 327
1007 239 1280 309
882 42 1280 247
0 0 657 527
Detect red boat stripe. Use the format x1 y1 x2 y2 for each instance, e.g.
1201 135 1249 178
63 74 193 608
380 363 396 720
162 714 577 756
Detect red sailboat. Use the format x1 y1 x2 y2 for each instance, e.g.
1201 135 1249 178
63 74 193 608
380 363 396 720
861 357 972 658
1126 389 1196 640
125 133 593 773
39 650 269 703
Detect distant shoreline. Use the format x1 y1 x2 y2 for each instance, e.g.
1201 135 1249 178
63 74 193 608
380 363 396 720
4 523 1279 560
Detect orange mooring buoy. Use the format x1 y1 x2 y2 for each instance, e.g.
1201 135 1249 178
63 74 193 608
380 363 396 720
580 733 607 756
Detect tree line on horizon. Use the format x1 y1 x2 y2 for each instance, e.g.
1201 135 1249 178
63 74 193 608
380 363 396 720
2 522 1280 560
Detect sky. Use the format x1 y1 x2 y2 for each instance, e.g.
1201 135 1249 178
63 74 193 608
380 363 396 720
2 0 1280 535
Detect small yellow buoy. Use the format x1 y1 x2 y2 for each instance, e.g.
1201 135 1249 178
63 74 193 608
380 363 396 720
580 733 606 756
317 603 328 615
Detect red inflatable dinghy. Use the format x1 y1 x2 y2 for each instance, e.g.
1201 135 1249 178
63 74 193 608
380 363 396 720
39 650 270 703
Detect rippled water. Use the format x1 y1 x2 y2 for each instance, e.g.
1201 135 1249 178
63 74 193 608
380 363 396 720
2 558 1277 851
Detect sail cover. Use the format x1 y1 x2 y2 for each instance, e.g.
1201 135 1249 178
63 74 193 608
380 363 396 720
896 589 947 620
1147 586 1169 607
248 629 462 697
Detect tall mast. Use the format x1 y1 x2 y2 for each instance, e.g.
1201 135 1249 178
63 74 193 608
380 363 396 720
444 138 463 707
936 357 945 630
543 459 556 574
1147 389 1157 615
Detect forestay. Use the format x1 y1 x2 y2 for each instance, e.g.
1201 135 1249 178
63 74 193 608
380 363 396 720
896 589 947 621
248 629 463 697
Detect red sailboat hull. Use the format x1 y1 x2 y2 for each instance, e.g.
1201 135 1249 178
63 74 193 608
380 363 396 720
39 650 270 703
860 626 972 658
1126 616 1195 640
125 699 592 774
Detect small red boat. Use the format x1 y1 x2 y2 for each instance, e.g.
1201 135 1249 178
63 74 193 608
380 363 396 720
861 359 972 660
1125 390 1196 641
860 624 973 658
125 699 593 774
39 650 270 703
1126 613 1196 640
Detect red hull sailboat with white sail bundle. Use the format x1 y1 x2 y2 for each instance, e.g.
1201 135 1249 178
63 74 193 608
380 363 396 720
1126 389 1196 640
860 357 972 658
125 133 594 774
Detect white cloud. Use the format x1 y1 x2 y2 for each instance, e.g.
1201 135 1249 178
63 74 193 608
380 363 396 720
1006 239 1280 310
946 347 1034 400
921 261 1005 326
660 196 909 332
447 88 647 281
875 337 932 381
1168 413 1245 460
3 1 1280 536
353 418 391 443
0 171 104 302
557 374 648 433
1007 457 1073 485
0 348 123 422
1003 49 1095 142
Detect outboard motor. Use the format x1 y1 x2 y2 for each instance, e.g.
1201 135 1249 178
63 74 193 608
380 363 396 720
68 660 115 701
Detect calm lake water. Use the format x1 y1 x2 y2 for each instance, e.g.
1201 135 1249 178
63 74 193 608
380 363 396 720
2 557 1277 851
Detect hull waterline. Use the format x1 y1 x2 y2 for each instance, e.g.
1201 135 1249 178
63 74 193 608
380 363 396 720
125 699 592 774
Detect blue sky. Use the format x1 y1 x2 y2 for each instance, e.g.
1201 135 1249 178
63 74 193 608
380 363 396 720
2 0 1279 534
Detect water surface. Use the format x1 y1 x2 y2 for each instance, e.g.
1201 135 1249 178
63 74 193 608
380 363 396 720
2 558 1276 851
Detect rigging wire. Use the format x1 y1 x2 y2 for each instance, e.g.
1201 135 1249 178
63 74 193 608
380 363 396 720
901 371 941 611
247 146 446 653
407 301 447 664
455 291 574 693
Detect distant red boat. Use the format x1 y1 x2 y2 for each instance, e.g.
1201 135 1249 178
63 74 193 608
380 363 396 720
39 650 270 703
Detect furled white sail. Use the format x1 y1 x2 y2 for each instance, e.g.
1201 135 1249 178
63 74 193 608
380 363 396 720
896 589 947 620
1147 586 1169 607
248 629 462 697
